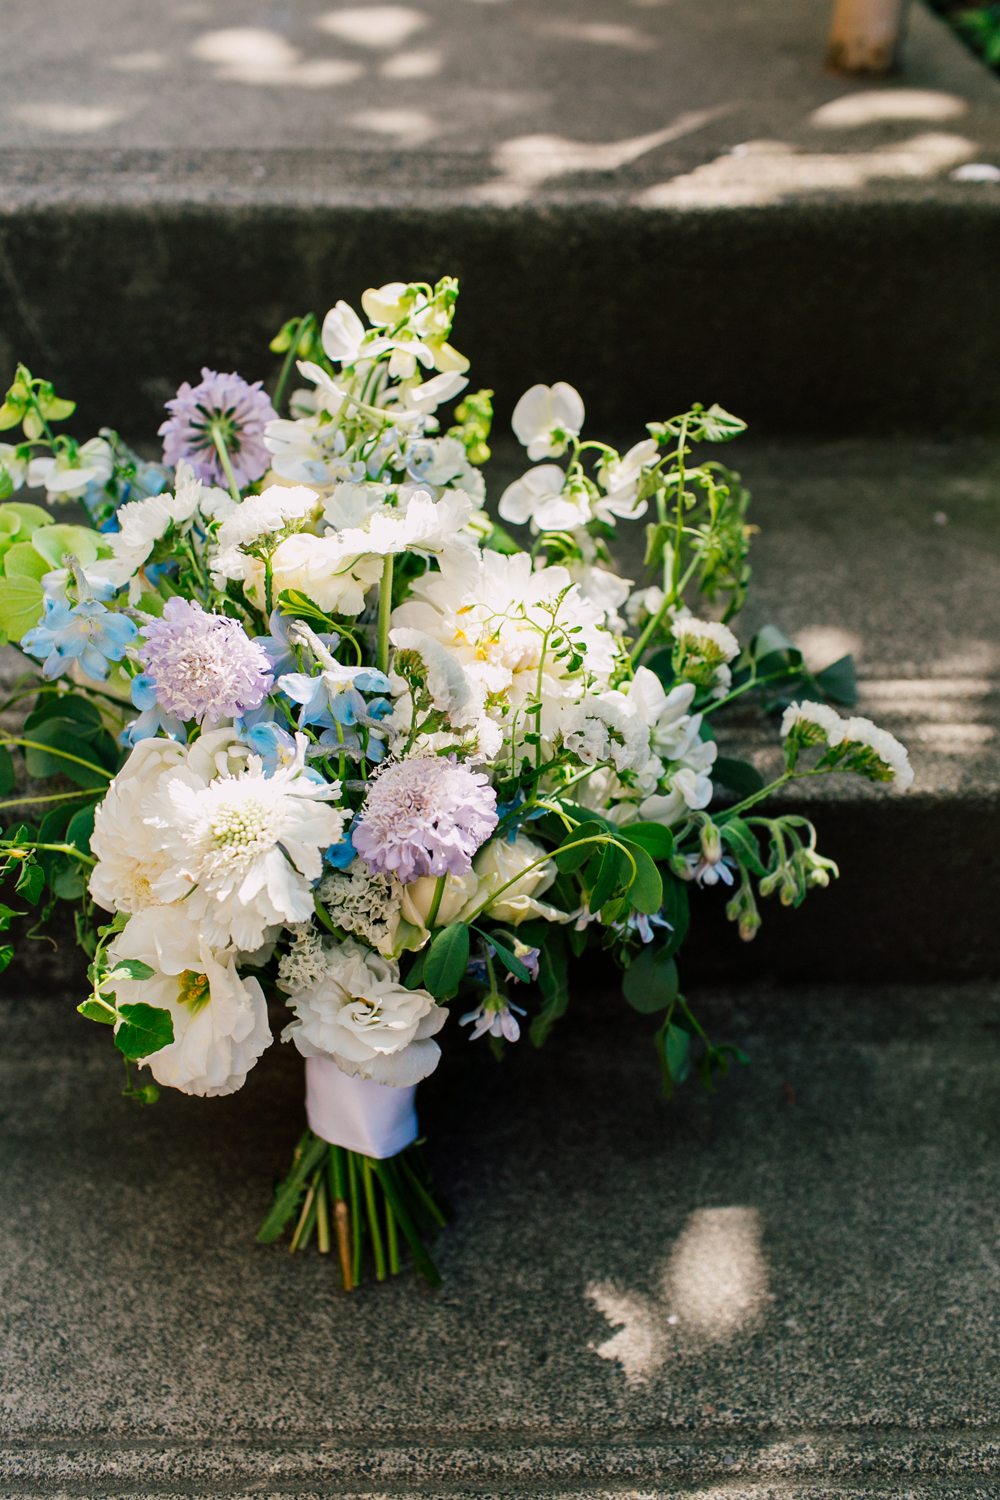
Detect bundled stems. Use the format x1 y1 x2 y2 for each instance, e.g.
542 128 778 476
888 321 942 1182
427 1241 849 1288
259 1131 449 1289
377 553 394 676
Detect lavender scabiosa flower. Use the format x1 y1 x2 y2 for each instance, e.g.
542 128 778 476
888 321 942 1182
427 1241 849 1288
159 369 277 492
138 598 273 725
352 755 498 884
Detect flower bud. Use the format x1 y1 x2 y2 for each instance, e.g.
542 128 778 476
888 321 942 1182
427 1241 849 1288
700 820 722 866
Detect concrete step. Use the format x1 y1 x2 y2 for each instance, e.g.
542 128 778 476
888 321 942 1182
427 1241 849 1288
2 1 1000 437
485 434 1000 980
3 976 1000 1496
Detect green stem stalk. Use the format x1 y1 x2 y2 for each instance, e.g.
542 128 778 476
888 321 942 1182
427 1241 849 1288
377 553 394 676
424 873 447 931
210 423 242 506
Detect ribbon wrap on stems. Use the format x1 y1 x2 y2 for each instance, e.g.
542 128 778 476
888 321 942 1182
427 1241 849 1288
305 1055 419 1159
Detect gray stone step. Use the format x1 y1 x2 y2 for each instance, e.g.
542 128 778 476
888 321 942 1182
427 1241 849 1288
487 433 1000 980
3 977 1000 1496
3 1 1000 437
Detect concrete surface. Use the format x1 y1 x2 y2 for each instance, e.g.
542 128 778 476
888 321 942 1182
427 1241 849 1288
3 2 1000 437
3 976 1000 1495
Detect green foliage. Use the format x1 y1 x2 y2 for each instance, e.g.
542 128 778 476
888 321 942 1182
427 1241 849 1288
623 946 679 1013
423 922 470 998
113 1003 174 1061
447 388 493 465
530 928 569 1047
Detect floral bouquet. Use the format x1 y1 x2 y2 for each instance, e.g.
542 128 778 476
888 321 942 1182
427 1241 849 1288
0 278 911 1289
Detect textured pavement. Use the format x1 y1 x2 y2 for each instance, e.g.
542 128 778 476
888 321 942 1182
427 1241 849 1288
3 975 1000 1495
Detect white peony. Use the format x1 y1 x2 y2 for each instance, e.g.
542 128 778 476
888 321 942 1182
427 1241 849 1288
283 938 445 1086
108 904 271 1097
512 382 585 461
89 731 248 915
143 730 345 951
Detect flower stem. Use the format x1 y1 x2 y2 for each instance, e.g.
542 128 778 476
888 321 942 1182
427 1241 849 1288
425 873 447 931
264 555 274 617
273 316 305 414
377 553 394 676
210 422 242 506
362 1158 387 1282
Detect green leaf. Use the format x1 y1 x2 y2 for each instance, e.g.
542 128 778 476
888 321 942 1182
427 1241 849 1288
664 1021 692 1082
423 922 470 998
114 1003 174 1060
25 694 103 731
476 928 531 983
483 522 523 555
22 717 111 788
695 403 747 443
0 745 15 796
0 945 13 973
29 524 100 570
554 821 605 873
52 863 88 899
814 653 857 707
108 958 155 982
645 648 675 691
589 841 621 914
0 502 53 530
403 949 427 990
617 821 674 861
0 576 44 642
644 521 671 569
66 805 97 854
617 839 663 915
719 815 767 876
623 945 679 1013
15 860 44 904
77 998 115 1025
713 757 765 798
530 929 569 1047
4 542 51 581
0 903 24 931
38 804 74 843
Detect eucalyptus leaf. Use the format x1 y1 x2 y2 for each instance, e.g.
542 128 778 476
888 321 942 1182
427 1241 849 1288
53 864 88 899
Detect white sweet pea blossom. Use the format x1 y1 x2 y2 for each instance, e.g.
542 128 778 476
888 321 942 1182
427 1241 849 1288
498 464 566 528
324 487 477 563
143 730 345 951
108 904 271 1098
512 383 585 461
282 938 445 1087
625 585 666 629
0 443 27 489
28 436 113 501
322 300 366 363
396 370 468 415
568 561 632 632
596 438 658 519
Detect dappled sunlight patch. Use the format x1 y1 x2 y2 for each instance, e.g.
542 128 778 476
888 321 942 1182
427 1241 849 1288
315 7 429 49
587 1207 770 1385
810 89 968 129
190 28 364 88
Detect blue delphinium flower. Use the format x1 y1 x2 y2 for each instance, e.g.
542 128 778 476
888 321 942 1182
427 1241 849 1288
324 825 357 869
118 672 187 746
279 664 392 729
21 597 138 681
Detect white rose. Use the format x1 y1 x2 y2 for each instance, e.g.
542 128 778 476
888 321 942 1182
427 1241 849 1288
283 938 445 1087
241 532 383 617
462 833 572 926
108 904 271 1097
400 869 480 947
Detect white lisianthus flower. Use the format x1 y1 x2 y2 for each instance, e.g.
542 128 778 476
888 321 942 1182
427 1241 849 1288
144 731 345 951
463 833 572 926
28 436 113 501
512 382 585 461
322 300 366 363
240 532 384 617
283 938 445 1087
107 904 271 1098
595 438 659 520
